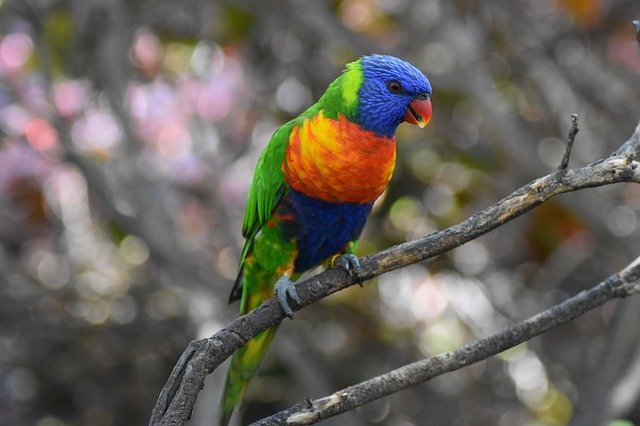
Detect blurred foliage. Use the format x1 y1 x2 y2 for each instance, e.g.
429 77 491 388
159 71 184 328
0 0 639 425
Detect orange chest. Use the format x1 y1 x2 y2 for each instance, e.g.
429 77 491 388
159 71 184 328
282 113 396 204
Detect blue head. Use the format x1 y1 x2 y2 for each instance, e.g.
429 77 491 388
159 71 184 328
357 54 432 137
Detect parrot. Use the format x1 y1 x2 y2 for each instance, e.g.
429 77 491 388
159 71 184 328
218 54 432 425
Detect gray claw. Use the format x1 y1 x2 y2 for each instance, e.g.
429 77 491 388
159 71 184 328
335 254 363 284
274 275 300 319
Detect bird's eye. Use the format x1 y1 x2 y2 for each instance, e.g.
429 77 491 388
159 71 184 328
387 80 404 94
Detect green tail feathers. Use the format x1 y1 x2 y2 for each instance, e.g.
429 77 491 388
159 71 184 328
218 326 278 426
218 262 284 426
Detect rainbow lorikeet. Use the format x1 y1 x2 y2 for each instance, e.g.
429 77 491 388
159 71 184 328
219 54 432 425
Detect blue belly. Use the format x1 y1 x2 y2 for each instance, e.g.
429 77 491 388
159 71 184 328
276 189 373 272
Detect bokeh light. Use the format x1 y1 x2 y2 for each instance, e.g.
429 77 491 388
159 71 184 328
0 32 33 72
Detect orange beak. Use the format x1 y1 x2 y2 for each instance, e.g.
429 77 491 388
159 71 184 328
404 98 432 128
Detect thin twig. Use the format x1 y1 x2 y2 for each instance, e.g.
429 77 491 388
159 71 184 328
559 114 579 171
254 257 640 425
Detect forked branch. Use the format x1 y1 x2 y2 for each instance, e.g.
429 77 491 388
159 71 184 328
150 117 640 425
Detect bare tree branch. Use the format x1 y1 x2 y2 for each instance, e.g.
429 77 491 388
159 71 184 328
149 119 640 425
255 256 640 425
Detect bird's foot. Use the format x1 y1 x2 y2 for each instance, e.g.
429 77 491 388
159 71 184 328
274 275 301 319
335 253 363 286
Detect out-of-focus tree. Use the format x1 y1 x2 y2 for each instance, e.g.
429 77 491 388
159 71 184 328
0 0 639 425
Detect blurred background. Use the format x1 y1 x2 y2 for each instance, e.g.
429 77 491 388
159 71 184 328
0 0 639 425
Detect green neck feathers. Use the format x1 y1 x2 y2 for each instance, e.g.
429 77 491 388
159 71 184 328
303 59 363 122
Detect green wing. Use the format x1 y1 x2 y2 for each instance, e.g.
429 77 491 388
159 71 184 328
228 121 296 302
241 122 294 240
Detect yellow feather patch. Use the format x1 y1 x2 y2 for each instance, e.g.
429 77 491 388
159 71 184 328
341 61 363 110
